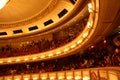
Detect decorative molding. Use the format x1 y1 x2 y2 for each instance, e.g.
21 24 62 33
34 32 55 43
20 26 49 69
0 0 58 28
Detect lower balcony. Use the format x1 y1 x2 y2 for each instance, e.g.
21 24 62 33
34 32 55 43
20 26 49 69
0 67 119 80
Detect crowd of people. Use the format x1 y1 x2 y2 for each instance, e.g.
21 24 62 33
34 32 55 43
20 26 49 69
0 16 88 58
0 33 120 76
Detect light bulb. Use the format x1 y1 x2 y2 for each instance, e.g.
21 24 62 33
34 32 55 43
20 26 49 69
0 0 9 10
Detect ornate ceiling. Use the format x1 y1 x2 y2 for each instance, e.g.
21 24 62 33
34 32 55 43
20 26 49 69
0 0 76 38
0 0 51 24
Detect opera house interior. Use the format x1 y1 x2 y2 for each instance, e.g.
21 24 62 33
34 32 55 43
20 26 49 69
0 0 120 80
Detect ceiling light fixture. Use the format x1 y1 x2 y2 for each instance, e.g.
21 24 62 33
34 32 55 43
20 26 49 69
0 0 9 10
0 61 3 63
88 3 93 12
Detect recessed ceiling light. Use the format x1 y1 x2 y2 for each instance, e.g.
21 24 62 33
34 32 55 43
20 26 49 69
16 59 20 62
56 51 61 54
0 61 3 63
8 60 12 63
48 53 53 57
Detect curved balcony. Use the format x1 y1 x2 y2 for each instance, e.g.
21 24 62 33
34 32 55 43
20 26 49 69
0 0 119 79
0 67 119 80
0 32 120 77
0 14 89 57
0 0 120 65
0 1 92 64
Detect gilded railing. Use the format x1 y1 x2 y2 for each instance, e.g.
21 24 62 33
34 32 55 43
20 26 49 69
0 67 119 80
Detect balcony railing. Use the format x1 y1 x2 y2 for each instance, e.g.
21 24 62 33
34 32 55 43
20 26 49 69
0 67 119 80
